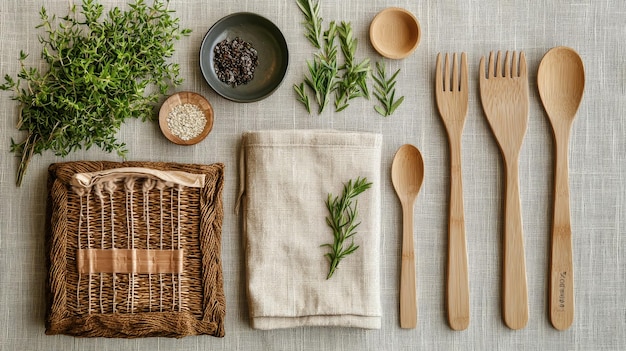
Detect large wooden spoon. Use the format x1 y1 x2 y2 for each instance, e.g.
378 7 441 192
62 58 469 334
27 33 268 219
391 144 425 329
537 46 585 331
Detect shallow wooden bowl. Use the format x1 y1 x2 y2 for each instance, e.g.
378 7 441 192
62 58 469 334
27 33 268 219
370 8 421 59
159 92 214 145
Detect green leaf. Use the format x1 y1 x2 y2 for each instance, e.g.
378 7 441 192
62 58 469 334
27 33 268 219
374 105 387 117
390 96 405 113
335 102 349 112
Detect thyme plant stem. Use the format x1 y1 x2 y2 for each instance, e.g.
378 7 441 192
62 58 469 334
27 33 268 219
1 0 190 186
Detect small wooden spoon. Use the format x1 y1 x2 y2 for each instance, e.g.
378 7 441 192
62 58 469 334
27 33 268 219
537 46 585 331
391 144 425 329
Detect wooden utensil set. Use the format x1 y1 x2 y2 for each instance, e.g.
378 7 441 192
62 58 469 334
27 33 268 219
397 47 584 332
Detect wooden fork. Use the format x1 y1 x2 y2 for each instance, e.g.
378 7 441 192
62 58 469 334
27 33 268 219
435 52 470 331
479 51 529 330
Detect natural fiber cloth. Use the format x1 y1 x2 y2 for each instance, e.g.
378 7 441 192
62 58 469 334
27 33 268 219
45 161 226 338
239 130 383 330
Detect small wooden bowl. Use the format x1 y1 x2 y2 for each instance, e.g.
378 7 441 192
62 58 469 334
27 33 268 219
159 92 214 145
370 8 421 59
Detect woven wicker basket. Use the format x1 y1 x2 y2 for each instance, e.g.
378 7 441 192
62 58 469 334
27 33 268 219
45 161 225 338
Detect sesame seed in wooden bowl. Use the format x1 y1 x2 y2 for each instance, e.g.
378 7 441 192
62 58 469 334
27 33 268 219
159 92 214 145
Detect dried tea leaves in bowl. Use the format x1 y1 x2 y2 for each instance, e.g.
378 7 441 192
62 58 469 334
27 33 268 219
213 37 259 87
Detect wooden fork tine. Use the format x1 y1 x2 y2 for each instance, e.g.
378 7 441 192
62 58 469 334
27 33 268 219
512 51 518 77
436 53 443 92
519 51 527 77
452 53 459 92
504 51 511 78
479 56 486 81
444 53 451 91
461 53 468 91
495 51 502 77
488 52 495 78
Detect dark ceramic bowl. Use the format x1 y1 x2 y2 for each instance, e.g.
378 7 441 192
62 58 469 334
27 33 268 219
199 12 289 102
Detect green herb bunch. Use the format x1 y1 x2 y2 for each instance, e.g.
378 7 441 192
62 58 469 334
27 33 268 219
0 0 191 186
322 177 372 279
372 61 405 117
294 0 370 114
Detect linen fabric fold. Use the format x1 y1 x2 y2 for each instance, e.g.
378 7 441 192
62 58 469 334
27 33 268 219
239 130 383 330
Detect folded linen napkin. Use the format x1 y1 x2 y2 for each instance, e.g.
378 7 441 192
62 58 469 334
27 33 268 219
238 130 382 330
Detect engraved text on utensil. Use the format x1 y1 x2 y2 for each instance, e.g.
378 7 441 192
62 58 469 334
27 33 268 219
558 271 567 309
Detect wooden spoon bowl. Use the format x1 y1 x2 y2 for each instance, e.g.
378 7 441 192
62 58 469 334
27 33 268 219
538 47 585 125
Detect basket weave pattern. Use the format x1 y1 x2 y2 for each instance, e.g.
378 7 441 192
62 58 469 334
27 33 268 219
45 161 225 338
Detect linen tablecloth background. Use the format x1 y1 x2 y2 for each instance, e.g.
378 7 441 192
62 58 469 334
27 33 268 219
1 0 624 350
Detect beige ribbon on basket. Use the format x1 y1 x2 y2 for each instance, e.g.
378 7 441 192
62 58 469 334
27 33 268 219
77 249 184 274
71 167 206 189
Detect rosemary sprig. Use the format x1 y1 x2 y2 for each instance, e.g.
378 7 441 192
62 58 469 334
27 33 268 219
322 177 372 279
372 61 404 117
1 0 190 186
294 1 373 115
295 0 323 49
334 21 370 112
303 22 339 114
294 82 311 113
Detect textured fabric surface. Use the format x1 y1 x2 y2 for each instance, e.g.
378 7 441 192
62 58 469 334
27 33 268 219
0 0 624 350
241 130 382 330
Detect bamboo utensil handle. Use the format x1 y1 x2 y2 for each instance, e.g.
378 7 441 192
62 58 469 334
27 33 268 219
503 161 529 330
549 132 575 330
447 138 470 331
400 202 417 329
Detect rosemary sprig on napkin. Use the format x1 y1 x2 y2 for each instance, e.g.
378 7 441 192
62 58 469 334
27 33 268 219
323 177 372 279
373 61 404 117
